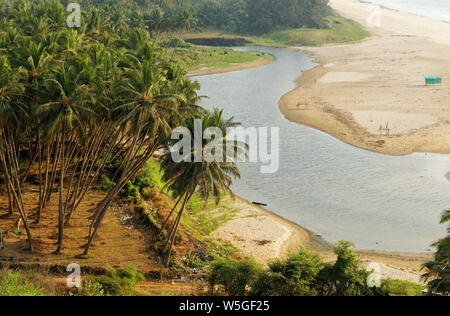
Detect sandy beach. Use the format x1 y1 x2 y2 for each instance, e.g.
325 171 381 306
279 0 450 158
208 0 448 282
210 197 430 283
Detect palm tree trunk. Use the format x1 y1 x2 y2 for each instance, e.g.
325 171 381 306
54 133 65 254
37 132 43 223
6 179 13 216
164 189 196 266
159 191 186 235
0 129 33 251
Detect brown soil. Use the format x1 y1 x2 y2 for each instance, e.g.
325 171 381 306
0 185 198 276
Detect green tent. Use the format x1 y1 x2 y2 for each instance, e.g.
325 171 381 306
425 77 442 84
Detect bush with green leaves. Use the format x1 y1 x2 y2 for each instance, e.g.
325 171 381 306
119 159 165 200
380 280 425 296
316 240 375 296
208 257 263 296
70 281 105 297
214 241 395 296
161 38 192 48
101 177 117 192
0 270 44 296
251 248 322 296
86 266 145 296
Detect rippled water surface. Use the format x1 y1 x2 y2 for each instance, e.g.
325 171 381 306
195 46 450 252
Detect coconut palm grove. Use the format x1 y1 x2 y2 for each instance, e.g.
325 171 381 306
0 0 448 298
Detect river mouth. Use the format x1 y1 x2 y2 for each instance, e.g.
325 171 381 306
195 46 450 253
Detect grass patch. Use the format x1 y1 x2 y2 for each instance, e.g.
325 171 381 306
116 158 168 200
0 270 44 296
183 14 369 48
184 194 240 236
174 194 241 259
77 266 145 296
258 15 370 47
175 46 273 72
381 280 426 296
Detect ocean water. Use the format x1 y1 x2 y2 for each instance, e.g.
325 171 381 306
361 0 450 22
195 46 450 253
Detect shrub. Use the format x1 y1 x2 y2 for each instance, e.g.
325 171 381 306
120 181 141 199
251 248 322 296
101 176 116 191
119 159 165 200
184 252 206 269
208 257 263 296
70 281 105 297
0 270 44 296
316 240 374 296
86 266 145 296
160 38 192 48
380 280 425 296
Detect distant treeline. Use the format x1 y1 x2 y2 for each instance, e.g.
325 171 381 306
193 0 332 34
66 0 332 35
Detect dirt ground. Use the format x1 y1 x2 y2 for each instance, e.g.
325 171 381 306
0 185 196 275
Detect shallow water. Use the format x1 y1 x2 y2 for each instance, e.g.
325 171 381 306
195 46 450 252
360 0 450 23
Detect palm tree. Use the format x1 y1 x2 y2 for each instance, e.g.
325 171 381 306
83 55 185 256
160 108 246 265
145 8 165 38
36 63 96 254
176 10 197 34
423 210 450 295
15 39 52 222
0 55 34 251
0 0 206 259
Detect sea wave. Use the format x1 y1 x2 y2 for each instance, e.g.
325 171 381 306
360 0 450 22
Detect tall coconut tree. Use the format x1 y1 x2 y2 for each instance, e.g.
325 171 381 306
160 108 246 265
36 63 96 254
0 56 34 251
83 56 184 256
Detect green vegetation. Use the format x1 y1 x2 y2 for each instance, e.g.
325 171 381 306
208 257 263 296
71 266 145 296
380 280 425 297
207 241 425 296
175 45 273 71
253 15 370 47
118 158 167 200
0 0 244 261
184 14 369 47
251 248 322 296
194 0 332 35
184 194 240 235
423 210 450 295
0 0 425 298
0 270 44 296
159 108 245 264
70 0 367 48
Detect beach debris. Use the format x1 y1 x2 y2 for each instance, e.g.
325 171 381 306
252 202 268 207
254 240 272 246
119 215 133 223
